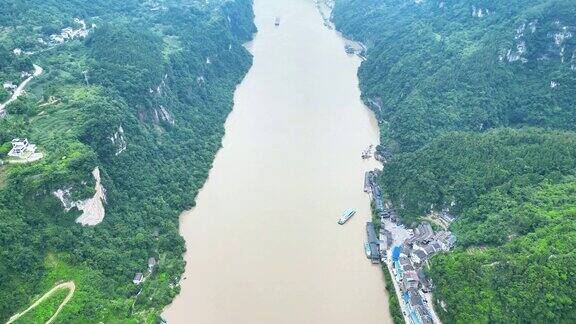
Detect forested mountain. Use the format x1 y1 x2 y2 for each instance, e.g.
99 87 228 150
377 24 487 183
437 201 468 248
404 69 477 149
0 0 255 321
333 0 576 322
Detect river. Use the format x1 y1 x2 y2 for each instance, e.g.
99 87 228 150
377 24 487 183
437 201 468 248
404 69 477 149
163 0 391 322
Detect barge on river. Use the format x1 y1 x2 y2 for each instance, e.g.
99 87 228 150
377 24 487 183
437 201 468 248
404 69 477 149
365 222 381 264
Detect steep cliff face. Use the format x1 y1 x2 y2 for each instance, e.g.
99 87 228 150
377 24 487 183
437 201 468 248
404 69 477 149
333 0 576 322
0 0 255 321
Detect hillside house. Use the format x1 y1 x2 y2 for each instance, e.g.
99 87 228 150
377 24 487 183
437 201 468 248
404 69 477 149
148 257 157 272
440 211 457 223
133 272 143 285
3 81 16 91
8 138 35 157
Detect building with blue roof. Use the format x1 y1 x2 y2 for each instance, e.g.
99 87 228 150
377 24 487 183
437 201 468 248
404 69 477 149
392 245 401 262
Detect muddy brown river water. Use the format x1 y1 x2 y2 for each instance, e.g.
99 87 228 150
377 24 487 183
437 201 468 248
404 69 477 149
163 0 392 322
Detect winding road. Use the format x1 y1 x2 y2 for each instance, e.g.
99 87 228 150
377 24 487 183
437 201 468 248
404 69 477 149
0 64 43 118
6 281 75 324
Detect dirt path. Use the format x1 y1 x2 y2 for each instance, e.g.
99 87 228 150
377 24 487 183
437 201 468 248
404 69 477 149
6 281 75 324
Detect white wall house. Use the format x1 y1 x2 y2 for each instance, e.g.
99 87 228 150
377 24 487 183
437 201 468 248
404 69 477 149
3 81 17 91
8 138 35 157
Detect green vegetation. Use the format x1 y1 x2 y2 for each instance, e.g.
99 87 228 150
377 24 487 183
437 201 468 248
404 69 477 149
13 288 69 324
333 0 576 322
0 0 255 321
431 180 576 323
381 263 405 324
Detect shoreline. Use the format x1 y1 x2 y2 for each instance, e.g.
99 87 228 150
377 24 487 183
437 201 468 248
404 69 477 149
163 0 392 322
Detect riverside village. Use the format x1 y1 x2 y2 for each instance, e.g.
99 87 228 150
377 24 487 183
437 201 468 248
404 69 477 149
360 146 457 324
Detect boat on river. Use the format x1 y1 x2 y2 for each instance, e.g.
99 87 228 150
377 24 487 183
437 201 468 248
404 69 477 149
338 209 356 225
364 242 372 257
275 17 280 26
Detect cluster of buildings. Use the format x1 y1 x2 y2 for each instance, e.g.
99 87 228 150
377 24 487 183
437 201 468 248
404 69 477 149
363 167 457 324
364 170 382 210
388 222 456 324
38 18 92 47
133 257 157 285
365 169 400 222
393 225 456 285
385 222 452 324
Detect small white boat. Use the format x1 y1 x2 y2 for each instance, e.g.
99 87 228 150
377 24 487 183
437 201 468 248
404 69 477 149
338 209 356 225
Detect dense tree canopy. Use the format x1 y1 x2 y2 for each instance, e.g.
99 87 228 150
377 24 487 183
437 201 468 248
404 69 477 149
0 0 255 321
333 0 576 322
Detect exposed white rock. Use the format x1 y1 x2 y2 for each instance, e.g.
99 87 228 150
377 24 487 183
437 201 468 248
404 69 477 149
110 125 127 155
54 167 107 226
515 23 526 39
75 167 106 225
472 6 486 18
529 20 538 33
550 81 558 88
153 78 167 95
53 188 75 211
554 29 573 46
506 41 527 62
154 105 175 125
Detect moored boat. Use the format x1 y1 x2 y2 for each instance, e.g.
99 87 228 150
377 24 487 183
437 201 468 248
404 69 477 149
364 242 371 257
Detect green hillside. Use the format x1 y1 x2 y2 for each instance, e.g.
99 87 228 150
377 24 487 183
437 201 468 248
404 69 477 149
333 0 576 322
0 0 255 321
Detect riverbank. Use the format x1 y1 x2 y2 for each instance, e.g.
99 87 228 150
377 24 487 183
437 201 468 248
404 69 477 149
163 0 392 322
364 168 455 324
0 0 257 321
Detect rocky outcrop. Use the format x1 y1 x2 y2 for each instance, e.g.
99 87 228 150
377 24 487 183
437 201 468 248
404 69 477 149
53 167 107 226
110 125 127 155
503 20 575 65
158 106 175 125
